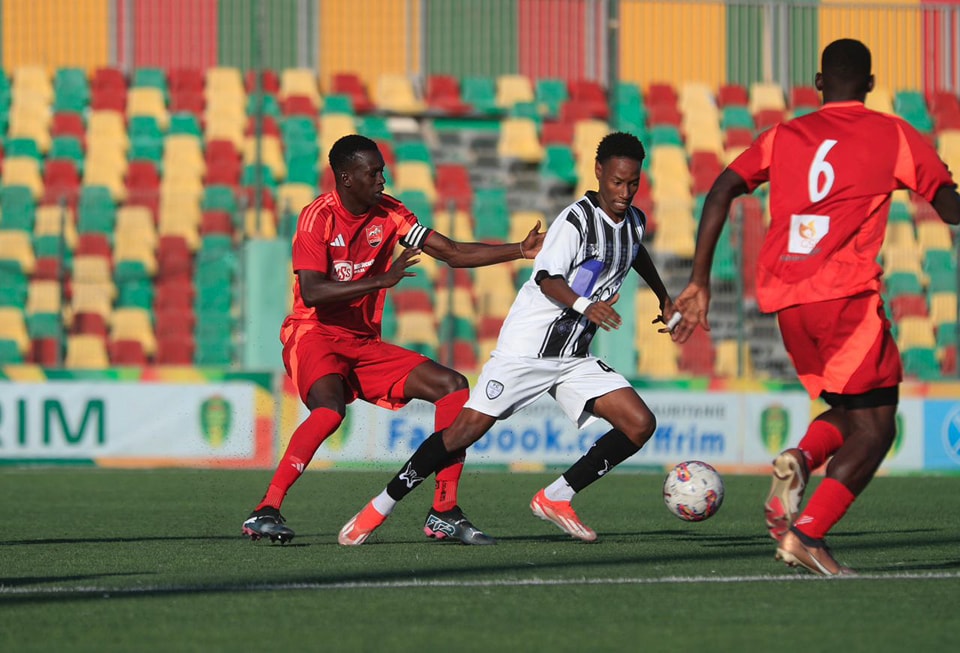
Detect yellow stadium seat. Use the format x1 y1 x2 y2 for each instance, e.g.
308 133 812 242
573 119 610 160
395 311 439 347
374 74 426 114
0 307 31 355
163 135 206 177
434 208 472 241
865 86 894 114
882 245 923 277
652 212 696 258
395 161 437 204
637 341 679 378
497 117 544 163
69 283 115 322
652 178 694 206
34 205 77 249
683 118 724 157
748 82 786 114
242 135 287 181
245 208 278 240
280 68 321 104
897 316 936 350
475 266 516 317
26 280 62 315
82 162 127 201
939 129 960 174
160 177 204 204
277 183 318 217
496 74 535 109
434 286 476 321
715 339 754 378
87 111 129 151
723 145 748 166
319 114 358 156
1 157 44 198
127 88 169 130
204 119 245 149
13 66 53 100
116 205 158 246
0 230 36 274
110 308 157 356
158 209 201 250
679 82 718 116
883 222 918 254
206 67 245 96
7 111 52 152
650 145 691 182
930 292 957 326
114 239 157 276
916 221 953 253
65 334 109 369
509 210 545 244
73 256 112 285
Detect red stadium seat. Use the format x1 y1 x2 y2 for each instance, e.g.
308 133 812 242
891 294 929 320
156 238 194 281
200 211 235 236
125 160 161 193
155 307 196 336
648 103 682 127
541 120 574 146
435 163 473 211
33 257 67 282
331 72 375 113
717 84 749 107
426 75 471 115
790 86 820 109
42 160 81 206
154 279 195 311
110 340 149 365
31 337 62 366
169 68 205 94
246 69 280 95
678 328 716 376
754 108 785 131
170 91 206 116
76 234 112 260
157 334 195 365
645 82 678 108
724 127 754 149
280 95 317 117
245 115 280 137
51 112 86 141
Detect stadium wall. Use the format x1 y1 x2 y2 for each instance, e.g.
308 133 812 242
2 371 959 474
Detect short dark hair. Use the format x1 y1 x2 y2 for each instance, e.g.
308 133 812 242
596 131 646 165
821 38 872 85
329 134 380 174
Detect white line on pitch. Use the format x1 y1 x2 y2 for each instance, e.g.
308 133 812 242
2 571 959 596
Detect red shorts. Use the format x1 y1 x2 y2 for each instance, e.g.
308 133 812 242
281 321 430 408
776 292 902 399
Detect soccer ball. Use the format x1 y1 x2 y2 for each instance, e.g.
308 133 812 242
662 461 724 522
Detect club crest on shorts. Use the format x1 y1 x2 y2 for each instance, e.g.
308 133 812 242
365 224 383 247
485 380 504 400
333 260 353 281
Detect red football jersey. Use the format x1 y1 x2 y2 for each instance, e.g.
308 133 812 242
729 101 955 312
285 190 431 337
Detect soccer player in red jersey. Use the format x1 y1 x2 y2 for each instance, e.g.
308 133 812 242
671 39 960 575
242 134 545 544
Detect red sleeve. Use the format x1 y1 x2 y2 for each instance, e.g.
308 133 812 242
291 204 329 274
893 120 956 202
728 125 778 192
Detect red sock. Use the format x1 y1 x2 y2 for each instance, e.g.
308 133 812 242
433 389 468 511
793 478 856 540
257 408 343 510
798 420 844 471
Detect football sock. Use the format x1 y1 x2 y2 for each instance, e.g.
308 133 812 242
257 408 343 510
371 490 397 516
798 420 844 471
386 431 450 502
562 429 640 493
433 389 469 511
793 477 856 540
544 477 575 502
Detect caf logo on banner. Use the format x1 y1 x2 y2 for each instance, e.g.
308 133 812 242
200 395 233 448
759 404 789 454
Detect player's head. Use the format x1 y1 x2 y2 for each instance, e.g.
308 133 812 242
329 134 386 213
594 132 645 219
816 38 874 102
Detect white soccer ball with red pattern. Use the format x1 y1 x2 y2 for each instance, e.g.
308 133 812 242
663 461 725 522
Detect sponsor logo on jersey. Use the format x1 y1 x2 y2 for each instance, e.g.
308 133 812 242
366 224 383 247
485 380 504 400
333 260 354 281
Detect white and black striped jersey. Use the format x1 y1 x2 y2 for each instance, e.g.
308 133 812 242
494 191 647 358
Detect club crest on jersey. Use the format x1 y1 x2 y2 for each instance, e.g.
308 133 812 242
485 380 504 400
365 224 383 247
333 260 354 281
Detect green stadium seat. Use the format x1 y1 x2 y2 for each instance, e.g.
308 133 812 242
50 136 85 172
884 271 924 298
712 224 737 282
0 186 36 231
462 76 500 115
540 144 578 186
722 105 755 131
472 188 510 241
0 338 24 364
648 125 683 147
247 93 281 119
281 116 318 141
894 91 933 133
194 337 234 366
357 115 393 142
195 311 235 339
26 312 63 340
902 346 941 380
397 190 434 228
201 186 239 213
77 186 116 235
535 78 569 118
322 94 355 115
116 280 154 309
242 163 278 189
169 113 203 137
5 137 43 166
0 267 28 306
114 260 151 284
132 67 169 100
395 141 434 167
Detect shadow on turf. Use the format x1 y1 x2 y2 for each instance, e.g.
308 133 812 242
0 535 245 546
0 572 146 587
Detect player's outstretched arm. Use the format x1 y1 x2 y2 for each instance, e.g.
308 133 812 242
297 248 421 307
932 184 960 225
421 221 545 268
539 277 622 331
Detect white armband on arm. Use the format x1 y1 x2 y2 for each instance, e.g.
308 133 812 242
572 297 592 314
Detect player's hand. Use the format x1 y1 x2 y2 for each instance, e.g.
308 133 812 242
384 247 421 288
520 221 545 259
652 296 679 335
670 282 711 343
583 295 622 331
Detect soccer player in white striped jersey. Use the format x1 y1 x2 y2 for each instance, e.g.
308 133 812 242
339 131 679 545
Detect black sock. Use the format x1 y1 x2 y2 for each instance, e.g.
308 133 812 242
562 429 640 493
386 431 450 501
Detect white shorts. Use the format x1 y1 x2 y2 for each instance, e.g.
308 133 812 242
464 350 632 429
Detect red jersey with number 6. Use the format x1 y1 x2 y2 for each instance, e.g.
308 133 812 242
286 190 431 338
728 101 955 313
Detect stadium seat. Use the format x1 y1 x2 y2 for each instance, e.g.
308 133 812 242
374 74 425 114
65 333 109 369
425 75 471 115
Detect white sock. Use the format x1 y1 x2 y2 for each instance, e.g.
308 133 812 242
371 490 397 516
544 476 575 502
